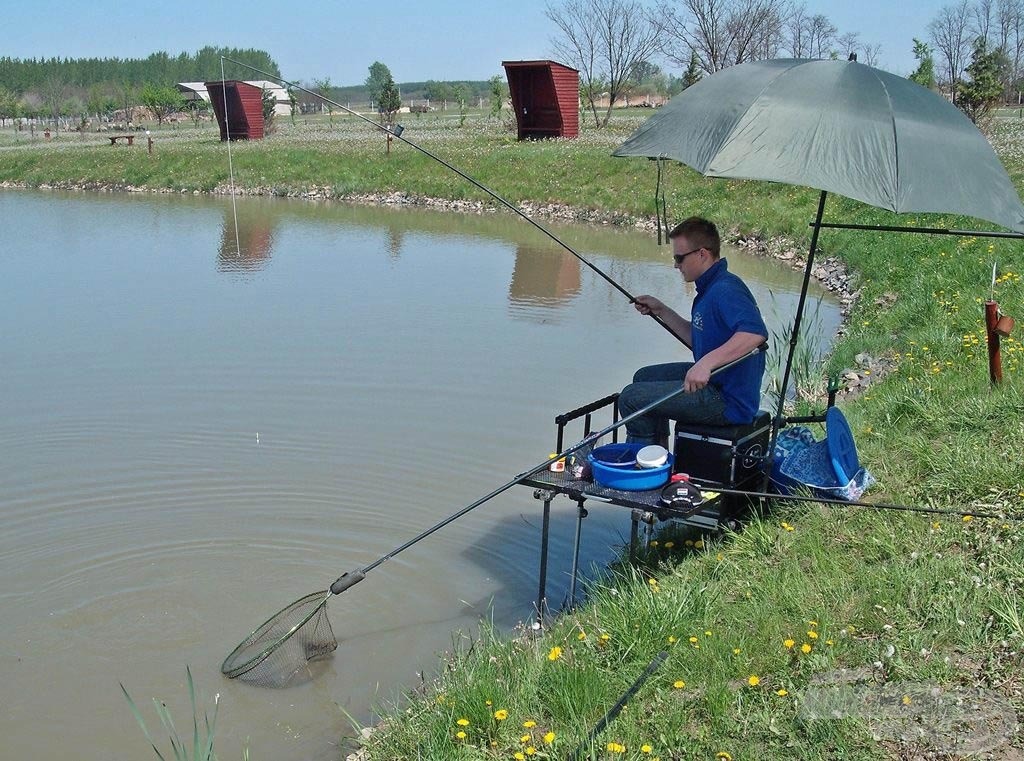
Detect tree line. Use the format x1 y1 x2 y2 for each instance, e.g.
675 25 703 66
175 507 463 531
0 47 280 129
0 47 279 94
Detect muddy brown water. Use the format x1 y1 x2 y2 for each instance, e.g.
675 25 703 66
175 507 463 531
0 189 840 760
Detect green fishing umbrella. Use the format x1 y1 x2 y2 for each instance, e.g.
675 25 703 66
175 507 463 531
614 57 1024 232
613 57 1024 484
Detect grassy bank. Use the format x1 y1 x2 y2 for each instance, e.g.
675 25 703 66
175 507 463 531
4 112 1023 759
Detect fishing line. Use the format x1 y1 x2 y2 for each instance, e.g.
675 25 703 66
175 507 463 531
220 58 242 258
707 485 1024 522
217 56 690 348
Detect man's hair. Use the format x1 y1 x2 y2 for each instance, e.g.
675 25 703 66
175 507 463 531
668 217 720 257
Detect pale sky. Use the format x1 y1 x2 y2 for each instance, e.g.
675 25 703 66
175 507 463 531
4 0 951 84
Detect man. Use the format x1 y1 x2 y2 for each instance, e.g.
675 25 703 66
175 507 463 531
619 217 768 446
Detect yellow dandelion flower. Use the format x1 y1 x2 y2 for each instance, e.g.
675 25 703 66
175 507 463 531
747 675 761 687
902 695 912 705
455 731 467 740
963 515 973 523
515 753 525 761
808 620 818 627
694 539 704 549
607 741 626 753
526 747 536 756
521 734 531 743
667 635 677 644
522 720 537 728
641 744 653 753
544 731 555 744
673 680 686 689
784 638 795 649
732 648 741 655
577 631 587 640
650 540 659 547
801 643 812 654
776 689 788 696
716 752 733 760
456 718 470 726
664 541 675 549
704 630 713 637
826 639 834 645
808 630 819 639
548 646 562 661
494 709 509 721
689 636 698 643
685 539 694 546
600 633 611 642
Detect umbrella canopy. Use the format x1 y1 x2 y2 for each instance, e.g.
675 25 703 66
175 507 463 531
614 58 1024 233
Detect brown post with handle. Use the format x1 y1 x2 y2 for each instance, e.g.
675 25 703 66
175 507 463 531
986 300 1003 385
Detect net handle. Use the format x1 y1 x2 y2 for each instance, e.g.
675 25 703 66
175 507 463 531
327 345 766 593
330 569 365 595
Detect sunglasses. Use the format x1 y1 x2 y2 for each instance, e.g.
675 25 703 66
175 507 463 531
672 247 704 265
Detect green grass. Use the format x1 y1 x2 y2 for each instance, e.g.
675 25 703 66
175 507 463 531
6 109 1024 759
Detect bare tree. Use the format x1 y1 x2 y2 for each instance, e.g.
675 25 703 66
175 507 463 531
787 2 810 57
547 0 660 127
930 0 974 97
862 42 883 67
973 0 995 42
996 0 1024 97
837 31 860 60
40 77 68 132
806 14 838 58
654 0 788 74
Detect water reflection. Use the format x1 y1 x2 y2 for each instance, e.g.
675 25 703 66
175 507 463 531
218 205 276 273
508 243 581 309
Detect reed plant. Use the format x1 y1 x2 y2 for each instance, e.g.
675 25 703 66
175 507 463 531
120 667 223 761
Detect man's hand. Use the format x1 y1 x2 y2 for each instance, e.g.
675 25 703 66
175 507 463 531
683 361 712 392
632 294 666 318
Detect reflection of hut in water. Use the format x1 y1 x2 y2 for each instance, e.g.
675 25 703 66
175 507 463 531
508 244 581 308
219 208 275 273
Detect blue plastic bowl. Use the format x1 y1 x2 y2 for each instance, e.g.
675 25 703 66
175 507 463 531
589 443 674 491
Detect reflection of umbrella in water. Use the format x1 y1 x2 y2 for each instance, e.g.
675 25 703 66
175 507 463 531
613 58 1024 460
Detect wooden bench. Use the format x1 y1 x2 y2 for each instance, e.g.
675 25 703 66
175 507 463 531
108 134 136 146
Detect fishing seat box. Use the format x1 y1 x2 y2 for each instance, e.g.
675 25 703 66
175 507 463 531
673 411 772 487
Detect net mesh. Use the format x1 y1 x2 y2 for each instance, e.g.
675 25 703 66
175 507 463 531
222 590 338 687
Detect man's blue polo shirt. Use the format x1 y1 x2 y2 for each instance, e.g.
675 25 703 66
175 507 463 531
691 258 767 423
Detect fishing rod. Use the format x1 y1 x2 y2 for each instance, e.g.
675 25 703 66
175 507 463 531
222 346 765 684
707 485 1023 523
218 56 691 348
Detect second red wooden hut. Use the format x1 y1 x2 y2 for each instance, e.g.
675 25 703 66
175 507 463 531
502 60 579 140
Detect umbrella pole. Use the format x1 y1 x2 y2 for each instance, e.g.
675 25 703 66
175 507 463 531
761 190 828 491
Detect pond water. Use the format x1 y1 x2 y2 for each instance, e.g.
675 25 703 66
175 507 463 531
0 189 841 760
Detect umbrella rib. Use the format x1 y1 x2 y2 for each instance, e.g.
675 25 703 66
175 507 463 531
866 64 900 210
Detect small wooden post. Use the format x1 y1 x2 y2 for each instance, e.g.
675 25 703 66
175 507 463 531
986 300 1003 385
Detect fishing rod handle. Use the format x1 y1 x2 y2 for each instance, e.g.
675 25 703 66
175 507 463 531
330 569 366 595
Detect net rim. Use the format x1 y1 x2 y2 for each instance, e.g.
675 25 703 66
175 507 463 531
221 589 332 679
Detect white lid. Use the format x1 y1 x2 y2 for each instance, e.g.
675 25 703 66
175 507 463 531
636 445 669 468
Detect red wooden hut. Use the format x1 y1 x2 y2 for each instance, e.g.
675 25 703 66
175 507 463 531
205 80 265 140
502 60 579 140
